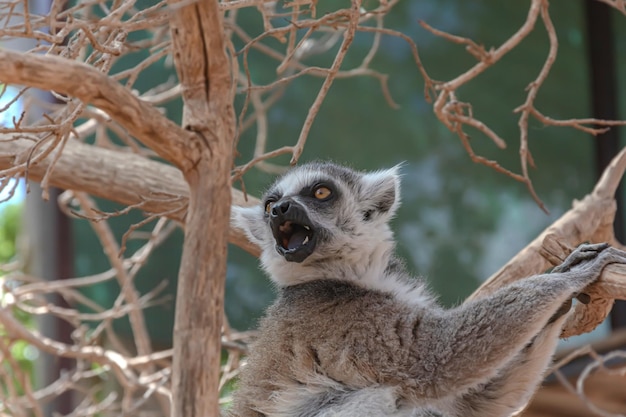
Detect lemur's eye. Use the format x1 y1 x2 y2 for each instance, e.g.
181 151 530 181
314 186 332 200
264 201 273 214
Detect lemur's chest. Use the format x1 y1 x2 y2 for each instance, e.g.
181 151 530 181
241 330 417 416
232 279 429 417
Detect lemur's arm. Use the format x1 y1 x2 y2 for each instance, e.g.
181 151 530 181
428 316 567 417
432 243 614 417
441 317 563 417
364 244 621 410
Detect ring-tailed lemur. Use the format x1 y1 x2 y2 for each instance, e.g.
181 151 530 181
230 161 625 417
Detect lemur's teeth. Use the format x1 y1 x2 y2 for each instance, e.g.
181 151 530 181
304 226 310 230
303 236 309 245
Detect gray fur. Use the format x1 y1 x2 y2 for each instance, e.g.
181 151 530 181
230 162 626 417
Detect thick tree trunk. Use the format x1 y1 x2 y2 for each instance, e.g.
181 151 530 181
167 0 235 416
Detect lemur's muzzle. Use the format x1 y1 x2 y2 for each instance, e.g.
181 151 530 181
269 199 317 263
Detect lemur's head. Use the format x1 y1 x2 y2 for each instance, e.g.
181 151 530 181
232 162 401 286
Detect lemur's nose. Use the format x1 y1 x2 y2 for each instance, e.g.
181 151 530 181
271 200 291 217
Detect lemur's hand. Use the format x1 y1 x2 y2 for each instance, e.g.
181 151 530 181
549 243 622 324
552 242 610 274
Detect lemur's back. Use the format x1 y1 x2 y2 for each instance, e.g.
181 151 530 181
231 279 427 417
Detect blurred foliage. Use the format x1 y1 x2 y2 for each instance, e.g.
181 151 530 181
0 200 36 395
0 202 20 262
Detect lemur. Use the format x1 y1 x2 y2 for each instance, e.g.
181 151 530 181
230 161 625 417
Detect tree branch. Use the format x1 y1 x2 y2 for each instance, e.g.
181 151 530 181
0 136 261 256
0 49 197 171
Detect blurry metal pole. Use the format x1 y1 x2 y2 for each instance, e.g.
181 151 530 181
585 0 626 329
25 185 74 415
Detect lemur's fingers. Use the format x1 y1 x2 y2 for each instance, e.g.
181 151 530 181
552 242 610 273
596 246 626 263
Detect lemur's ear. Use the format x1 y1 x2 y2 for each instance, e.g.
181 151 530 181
231 205 266 246
359 165 401 221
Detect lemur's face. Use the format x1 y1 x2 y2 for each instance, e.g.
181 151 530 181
261 176 332 263
232 162 400 282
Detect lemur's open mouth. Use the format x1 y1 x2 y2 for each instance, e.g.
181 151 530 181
279 221 312 250
270 204 317 263
275 220 316 262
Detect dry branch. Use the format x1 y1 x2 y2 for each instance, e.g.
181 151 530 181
0 136 261 255
421 0 626 210
0 50 196 171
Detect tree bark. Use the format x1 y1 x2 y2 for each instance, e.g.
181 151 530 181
167 0 235 416
1 0 238 414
